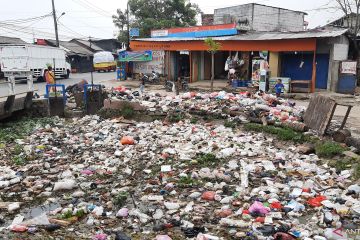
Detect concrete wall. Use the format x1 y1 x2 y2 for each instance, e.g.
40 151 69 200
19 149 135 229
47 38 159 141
325 36 350 91
214 3 305 32
214 4 253 25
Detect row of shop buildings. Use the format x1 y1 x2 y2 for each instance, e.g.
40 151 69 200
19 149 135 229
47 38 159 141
129 3 357 93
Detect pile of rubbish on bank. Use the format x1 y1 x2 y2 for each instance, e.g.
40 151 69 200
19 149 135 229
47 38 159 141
1 97 359 239
107 89 306 126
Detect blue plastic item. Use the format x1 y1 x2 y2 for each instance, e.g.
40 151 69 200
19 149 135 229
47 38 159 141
117 67 126 80
238 80 251 87
231 80 239 88
337 74 357 94
83 84 102 108
45 84 67 103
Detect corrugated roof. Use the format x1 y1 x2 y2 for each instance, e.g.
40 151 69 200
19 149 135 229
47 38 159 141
46 39 94 56
134 29 348 42
0 36 27 44
73 39 103 51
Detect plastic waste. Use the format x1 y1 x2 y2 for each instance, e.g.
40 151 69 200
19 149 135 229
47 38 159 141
156 235 172 240
201 191 216 201
249 201 270 216
120 136 135 145
307 195 327 207
116 208 129 218
115 232 131 240
53 179 77 191
93 233 107 240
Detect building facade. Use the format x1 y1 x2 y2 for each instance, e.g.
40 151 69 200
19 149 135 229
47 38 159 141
214 3 306 32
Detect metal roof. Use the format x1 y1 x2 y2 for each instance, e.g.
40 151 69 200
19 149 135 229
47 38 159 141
73 39 104 52
46 39 94 56
0 36 27 44
134 29 348 42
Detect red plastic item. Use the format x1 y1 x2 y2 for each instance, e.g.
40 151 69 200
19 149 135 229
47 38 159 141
255 217 265 223
270 201 283 210
242 209 250 215
307 195 327 207
216 209 232 218
120 136 135 145
10 225 28 232
201 191 215 201
302 188 311 193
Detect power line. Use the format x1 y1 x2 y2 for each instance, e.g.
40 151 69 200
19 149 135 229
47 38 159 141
57 21 87 38
78 0 114 16
71 0 112 18
0 13 53 24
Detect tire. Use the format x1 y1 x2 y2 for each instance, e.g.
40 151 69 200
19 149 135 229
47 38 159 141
37 76 45 82
64 70 70 79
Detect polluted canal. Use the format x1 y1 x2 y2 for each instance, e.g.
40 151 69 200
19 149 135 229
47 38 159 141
0 90 359 240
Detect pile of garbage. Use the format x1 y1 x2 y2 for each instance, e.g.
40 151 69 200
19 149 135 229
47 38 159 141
0 112 359 239
109 90 306 126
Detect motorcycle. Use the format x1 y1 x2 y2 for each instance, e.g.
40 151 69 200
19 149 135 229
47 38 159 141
141 71 160 84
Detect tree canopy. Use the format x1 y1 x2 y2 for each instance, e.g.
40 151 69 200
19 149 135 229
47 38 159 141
113 0 200 43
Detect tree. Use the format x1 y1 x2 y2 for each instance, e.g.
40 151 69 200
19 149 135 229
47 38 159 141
204 38 221 91
113 0 200 39
335 0 360 59
112 9 129 44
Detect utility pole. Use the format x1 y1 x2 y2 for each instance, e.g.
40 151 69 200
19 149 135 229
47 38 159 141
127 1 130 50
51 0 59 47
89 36 94 89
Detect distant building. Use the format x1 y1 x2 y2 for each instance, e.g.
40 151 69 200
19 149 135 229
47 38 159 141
45 39 97 73
91 39 122 54
328 13 359 33
213 3 307 32
0 36 27 44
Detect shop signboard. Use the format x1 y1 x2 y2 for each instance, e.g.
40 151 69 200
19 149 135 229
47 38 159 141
118 51 152 62
133 50 165 74
341 61 357 75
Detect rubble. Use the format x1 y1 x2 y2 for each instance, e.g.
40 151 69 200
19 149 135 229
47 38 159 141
0 91 359 239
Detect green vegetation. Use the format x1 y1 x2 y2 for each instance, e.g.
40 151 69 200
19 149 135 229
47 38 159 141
315 141 347 158
11 155 26 165
0 117 54 143
244 123 310 143
190 117 199 124
224 120 237 129
168 113 185 123
177 176 201 187
195 153 219 167
113 191 129 207
61 210 73 219
74 209 86 218
121 103 135 118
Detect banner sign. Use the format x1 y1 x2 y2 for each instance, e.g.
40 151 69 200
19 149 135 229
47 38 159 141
118 51 152 62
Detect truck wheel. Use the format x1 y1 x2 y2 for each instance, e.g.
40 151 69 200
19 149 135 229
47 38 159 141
37 76 45 82
64 70 70 79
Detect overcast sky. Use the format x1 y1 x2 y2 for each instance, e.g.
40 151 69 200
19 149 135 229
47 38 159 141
0 0 343 42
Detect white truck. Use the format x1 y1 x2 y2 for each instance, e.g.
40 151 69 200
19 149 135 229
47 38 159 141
0 44 71 82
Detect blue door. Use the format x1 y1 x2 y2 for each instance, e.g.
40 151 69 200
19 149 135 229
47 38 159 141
281 53 313 81
315 54 329 89
281 53 329 89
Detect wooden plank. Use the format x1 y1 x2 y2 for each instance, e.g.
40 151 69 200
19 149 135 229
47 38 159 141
304 95 337 135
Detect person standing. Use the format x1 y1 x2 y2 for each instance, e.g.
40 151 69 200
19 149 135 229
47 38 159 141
274 79 285 98
45 66 55 92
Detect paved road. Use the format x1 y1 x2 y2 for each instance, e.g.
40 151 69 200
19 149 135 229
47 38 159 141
0 72 117 97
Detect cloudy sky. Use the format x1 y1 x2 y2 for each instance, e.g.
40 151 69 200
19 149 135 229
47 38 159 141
0 0 343 42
